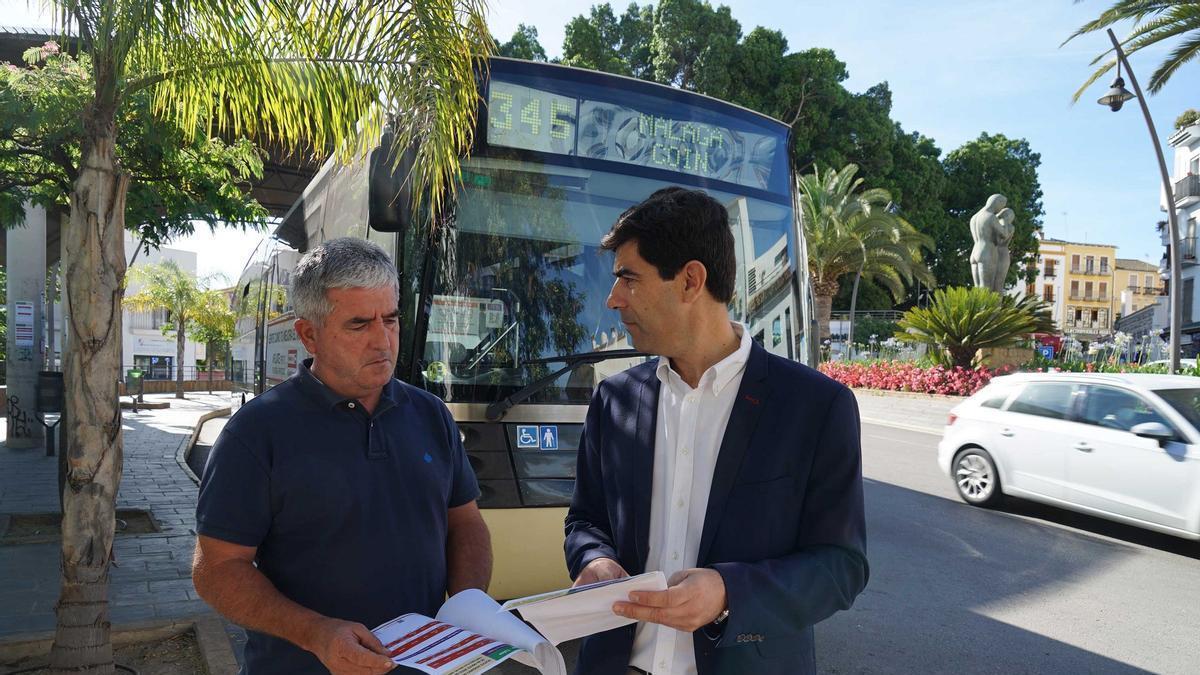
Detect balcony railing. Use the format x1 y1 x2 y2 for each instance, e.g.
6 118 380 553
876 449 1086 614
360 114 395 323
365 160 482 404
1175 174 1200 203
1183 237 1197 260
1043 269 1057 278
1143 286 1161 294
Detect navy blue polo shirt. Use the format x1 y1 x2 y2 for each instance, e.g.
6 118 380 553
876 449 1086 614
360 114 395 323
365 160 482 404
196 359 479 674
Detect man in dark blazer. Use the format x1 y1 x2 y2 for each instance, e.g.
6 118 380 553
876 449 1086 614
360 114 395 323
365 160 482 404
565 187 868 675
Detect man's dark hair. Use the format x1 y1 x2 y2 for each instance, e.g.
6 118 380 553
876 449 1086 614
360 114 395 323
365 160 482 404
600 187 736 303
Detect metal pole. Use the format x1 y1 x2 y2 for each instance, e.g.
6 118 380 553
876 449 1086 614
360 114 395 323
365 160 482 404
1105 29 1182 374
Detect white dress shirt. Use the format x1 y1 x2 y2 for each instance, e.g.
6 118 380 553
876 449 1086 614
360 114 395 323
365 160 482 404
630 323 752 675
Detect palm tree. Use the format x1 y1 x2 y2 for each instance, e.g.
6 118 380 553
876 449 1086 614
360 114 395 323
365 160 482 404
798 164 934 349
123 261 209 399
1065 1 1200 97
897 286 1054 369
189 289 238 393
42 1 490 670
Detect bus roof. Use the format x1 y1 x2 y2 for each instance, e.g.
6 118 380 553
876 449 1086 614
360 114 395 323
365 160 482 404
488 56 792 130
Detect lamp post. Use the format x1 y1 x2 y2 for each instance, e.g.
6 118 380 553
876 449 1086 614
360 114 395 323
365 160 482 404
1096 28 1183 374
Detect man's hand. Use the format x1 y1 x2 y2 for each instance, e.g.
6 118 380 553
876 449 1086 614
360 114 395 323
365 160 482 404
573 557 629 587
612 568 726 633
307 617 397 675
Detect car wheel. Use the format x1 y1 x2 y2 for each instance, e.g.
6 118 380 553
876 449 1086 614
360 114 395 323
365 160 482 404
953 447 1002 507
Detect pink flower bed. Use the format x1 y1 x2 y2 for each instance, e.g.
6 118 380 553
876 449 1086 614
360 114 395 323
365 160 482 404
819 360 1009 397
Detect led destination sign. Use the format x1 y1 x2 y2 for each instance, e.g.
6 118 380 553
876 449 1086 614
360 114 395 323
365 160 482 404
487 78 778 190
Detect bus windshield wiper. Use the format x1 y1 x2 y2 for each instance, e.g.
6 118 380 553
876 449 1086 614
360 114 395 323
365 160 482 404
485 349 647 421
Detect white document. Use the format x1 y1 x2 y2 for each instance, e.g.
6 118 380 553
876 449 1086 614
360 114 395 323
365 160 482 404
372 589 565 675
501 571 668 646
371 573 668 675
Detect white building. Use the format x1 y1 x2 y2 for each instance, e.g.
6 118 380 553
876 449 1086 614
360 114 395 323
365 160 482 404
43 236 202 381
121 234 201 381
1163 121 1200 356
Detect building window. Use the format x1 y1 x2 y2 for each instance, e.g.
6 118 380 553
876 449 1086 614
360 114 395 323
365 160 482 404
1145 274 1154 289
1071 254 1080 272
1185 279 1195 325
1071 280 1080 298
1129 272 1138 289
1043 285 1054 302
1191 156 1199 175
1100 256 1109 273
1085 256 1095 273
1091 309 1099 323
1085 281 1094 299
133 355 173 381
1099 282 1107 299
1044 259 1056 277
1075 308 1083 322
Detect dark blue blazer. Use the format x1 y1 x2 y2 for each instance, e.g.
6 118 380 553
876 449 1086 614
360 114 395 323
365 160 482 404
564 341 869 675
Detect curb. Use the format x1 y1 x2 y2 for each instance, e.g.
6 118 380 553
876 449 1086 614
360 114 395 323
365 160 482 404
176 407 232 486
860 416 944 437
0 616 238 673
850 388 965 402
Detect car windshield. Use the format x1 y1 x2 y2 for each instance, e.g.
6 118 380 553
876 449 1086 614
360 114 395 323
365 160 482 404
1152 388 1200 429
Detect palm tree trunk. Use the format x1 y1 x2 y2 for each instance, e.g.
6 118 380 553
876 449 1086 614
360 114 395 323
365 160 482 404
175 313 185 399
207 342 213 394
812 277 840 345
847 267 863 360
50 123 126 675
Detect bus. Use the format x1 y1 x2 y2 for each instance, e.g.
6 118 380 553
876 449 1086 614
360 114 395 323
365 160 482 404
229 57 818 598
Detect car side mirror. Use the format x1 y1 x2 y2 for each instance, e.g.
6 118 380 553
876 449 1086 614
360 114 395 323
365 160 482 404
1131 422 1175 445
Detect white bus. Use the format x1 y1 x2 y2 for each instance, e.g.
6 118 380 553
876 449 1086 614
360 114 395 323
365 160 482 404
230 57 818 598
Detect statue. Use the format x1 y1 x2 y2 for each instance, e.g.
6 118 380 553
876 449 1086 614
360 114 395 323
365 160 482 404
991 207 1015 291
969 194 1010 292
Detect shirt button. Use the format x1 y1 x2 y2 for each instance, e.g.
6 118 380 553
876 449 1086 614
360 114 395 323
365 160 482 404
659 661 667 670
676 499 684 509
348 402 356 409
686 395 696 403
672 552 679 561
681 447 690 456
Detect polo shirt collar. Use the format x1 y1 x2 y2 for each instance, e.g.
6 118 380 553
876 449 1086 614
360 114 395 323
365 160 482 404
295 358 406 413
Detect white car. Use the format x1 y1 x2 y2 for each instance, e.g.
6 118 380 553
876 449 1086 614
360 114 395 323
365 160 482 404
937 373 1200 540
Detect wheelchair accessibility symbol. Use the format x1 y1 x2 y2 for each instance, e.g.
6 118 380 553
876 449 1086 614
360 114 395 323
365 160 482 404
516 425 539 448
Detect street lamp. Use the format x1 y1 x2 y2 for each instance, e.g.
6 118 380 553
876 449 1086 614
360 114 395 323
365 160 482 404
1097 28 1183 374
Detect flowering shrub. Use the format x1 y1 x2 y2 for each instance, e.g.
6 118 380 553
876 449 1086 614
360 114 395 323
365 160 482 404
819 360 1010 396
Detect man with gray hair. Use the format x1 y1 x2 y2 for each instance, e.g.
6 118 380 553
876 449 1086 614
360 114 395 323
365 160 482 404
193 237 492 675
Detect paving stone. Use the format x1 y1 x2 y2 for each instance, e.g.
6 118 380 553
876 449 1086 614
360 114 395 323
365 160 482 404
0 393 228 638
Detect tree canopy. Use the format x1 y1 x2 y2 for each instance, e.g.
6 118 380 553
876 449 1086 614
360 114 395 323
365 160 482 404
0 43 267 247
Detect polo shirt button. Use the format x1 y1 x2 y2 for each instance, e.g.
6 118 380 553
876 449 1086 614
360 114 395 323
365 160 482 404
348 402 356 409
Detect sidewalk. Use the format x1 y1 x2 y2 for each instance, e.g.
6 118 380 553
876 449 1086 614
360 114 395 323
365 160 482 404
851 389 959 436
0 393 229 638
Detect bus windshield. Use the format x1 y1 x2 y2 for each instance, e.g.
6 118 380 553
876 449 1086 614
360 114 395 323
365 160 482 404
414 155 798 405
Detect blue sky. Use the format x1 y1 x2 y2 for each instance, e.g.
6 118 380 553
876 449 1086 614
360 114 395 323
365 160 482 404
4 0 1196 278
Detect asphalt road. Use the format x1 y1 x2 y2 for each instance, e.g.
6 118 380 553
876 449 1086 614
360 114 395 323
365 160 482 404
500 422 1200 674
817 423 1200 675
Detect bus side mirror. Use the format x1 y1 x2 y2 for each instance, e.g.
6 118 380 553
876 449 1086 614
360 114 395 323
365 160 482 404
368 132 420 234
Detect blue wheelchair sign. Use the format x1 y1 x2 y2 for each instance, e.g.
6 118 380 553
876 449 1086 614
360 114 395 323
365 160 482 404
516 425 539 449
539 425 559 451
1038 345 1055 360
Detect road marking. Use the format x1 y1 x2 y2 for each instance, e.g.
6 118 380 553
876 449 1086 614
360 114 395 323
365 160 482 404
861 417 944 436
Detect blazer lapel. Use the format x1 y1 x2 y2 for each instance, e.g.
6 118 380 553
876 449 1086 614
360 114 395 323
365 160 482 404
631 367 659 572
697 342 770 565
